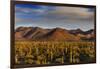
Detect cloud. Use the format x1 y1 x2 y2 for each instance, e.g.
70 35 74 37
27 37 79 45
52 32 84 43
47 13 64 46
15 4 95 31
15 4 94 21
15 17 34 23
15 7 46 14
45 6 94 21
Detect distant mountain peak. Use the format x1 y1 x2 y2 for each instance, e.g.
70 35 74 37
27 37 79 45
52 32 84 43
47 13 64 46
55 27 62 29
53 27 67 32
33 27 43 31
15 26 95 41
76 28 83 32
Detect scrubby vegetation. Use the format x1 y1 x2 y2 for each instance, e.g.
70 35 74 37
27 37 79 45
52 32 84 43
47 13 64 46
15 41 95 65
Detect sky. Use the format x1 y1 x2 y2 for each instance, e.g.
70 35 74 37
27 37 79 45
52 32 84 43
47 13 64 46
15 4 95 31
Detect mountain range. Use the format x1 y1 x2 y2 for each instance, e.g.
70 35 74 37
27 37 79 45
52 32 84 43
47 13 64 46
15 27 95 41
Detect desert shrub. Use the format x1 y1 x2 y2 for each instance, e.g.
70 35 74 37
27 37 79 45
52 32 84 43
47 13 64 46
15 41 95 65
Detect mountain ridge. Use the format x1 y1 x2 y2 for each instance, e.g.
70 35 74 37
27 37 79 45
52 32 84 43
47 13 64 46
15 27 95 41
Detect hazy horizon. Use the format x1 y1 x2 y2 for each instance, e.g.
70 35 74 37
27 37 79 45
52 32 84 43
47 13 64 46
15 3 95 31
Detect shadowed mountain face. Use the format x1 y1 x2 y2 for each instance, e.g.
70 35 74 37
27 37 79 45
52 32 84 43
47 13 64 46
15 27 95 41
